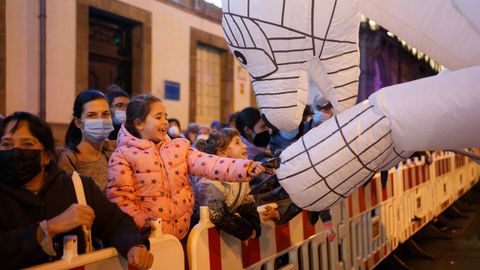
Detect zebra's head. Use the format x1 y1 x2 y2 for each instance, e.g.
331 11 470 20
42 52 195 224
222 0 361 131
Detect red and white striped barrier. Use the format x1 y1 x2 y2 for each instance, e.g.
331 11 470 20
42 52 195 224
187 206 329 270
432 152 454 216
26 220 184 270
344 169 395 270
188 151 479 270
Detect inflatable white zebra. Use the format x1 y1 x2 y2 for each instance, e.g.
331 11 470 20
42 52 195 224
222 0 480 211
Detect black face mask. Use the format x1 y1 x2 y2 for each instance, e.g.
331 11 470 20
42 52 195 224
0 148 43 188
253 131 271 147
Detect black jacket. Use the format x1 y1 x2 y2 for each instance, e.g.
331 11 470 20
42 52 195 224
191 177 261 241
0 164 149 269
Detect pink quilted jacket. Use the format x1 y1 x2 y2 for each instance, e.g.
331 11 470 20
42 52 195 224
107 126 253 239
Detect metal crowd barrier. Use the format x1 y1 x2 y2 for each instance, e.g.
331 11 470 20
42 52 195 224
187 150 480 270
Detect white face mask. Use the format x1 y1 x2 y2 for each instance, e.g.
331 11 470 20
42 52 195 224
196 134 209 143
82 119 114 143
168 125 180 138
112 110 126 125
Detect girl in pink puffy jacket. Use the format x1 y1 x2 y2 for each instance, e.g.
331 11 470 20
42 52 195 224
106 95 265 240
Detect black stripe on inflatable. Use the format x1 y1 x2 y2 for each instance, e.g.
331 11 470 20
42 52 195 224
224 15 239 46
251 76 299 83
232 16 246 47
301 134 345 198
335 80 359 88
241 17 256 48
273 48 314 53
255 90 297 96
258 105 297 110
334 115 376 173
318 0 338 59
320 49 358 61
277 60 308 66
327 65 359 75
269 36 306 41
338 95 358 102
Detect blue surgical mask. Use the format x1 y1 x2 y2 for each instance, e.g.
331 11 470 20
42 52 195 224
82 119 114 143
112 110 126 125
279 128 299 141
312 111 324 124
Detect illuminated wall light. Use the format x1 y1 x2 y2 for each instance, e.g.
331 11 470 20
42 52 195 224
386 31 395 38
400 39 407 47
411 47 417 55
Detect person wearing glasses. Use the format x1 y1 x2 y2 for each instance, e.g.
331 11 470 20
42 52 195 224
105 85 130 141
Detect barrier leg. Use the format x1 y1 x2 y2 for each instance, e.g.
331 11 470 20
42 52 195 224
453 200 475 212
404 239 434 260
444 205 469 219
436 215 462 230
381 254 413 270
416 223 452 239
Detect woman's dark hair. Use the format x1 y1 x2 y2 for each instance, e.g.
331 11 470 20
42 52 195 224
1 112 58 164
125 94 162 138
235 107 261 139
196 128 240 155
105 85 129 106
65 90 108 151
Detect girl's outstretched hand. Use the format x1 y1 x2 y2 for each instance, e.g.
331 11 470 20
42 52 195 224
247 162 266 177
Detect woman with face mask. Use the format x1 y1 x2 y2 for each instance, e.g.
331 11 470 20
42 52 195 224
58 90 115 190
235 107 271 159
0 112 152 269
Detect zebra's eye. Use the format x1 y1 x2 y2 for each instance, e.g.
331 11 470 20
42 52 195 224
234 50 247 65
229 48 278 80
